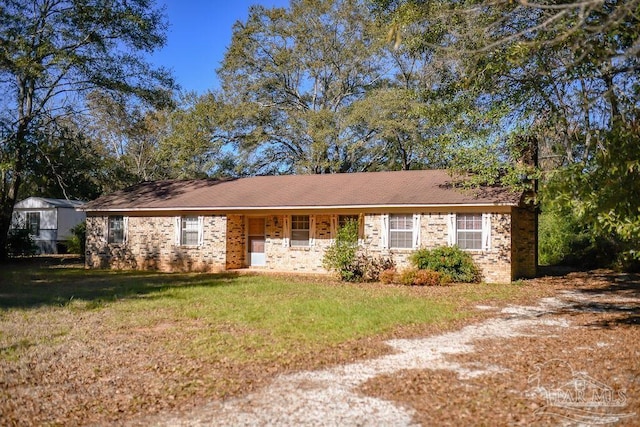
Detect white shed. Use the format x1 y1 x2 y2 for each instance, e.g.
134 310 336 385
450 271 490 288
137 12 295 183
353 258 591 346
11 197 86 254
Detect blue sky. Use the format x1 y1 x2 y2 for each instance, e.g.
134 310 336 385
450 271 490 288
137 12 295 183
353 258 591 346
150 0 290 94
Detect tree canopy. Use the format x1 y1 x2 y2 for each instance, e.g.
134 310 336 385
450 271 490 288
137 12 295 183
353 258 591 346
373 0 640 263
0 0 175 258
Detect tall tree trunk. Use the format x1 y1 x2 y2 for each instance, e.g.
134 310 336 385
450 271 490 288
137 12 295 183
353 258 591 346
602 71 620 127
0 177 21 260
0 78 30 260
0 127 25 260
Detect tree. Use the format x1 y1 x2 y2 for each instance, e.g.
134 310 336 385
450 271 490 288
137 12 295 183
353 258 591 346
17 116 106 201
157 92 239 179
373 0 640 264
84 91 172 187
0 0 175 259
218 0 387 174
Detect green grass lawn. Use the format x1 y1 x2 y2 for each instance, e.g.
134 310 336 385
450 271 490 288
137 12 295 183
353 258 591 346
0 257 550 424
0 258 532 363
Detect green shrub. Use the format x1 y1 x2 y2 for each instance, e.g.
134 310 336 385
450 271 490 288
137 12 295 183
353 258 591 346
66 221 86 257
539 205 631 269
7 227 37 257
399 268 418 286
323 220 394 282
410 246 480 283
323 220 359 281
539 191 638 271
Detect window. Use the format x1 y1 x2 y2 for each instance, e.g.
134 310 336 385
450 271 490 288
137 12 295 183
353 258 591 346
108 216 124 244
339 215 358 229
181 216 199 246
389 214 413 249
456 214 482 250
26 212 40 236
291 215 310 247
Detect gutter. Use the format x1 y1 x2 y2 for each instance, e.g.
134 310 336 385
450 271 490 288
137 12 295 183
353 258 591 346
80 202 519 213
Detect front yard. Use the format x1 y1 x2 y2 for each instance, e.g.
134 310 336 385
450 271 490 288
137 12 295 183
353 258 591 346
0 257 637 425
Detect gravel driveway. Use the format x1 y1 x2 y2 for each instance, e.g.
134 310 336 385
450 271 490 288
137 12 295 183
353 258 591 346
154 282 639 426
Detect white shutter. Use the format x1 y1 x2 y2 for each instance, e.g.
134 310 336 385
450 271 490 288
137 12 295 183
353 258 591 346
357 214 365 246
330 214 338 243
412 213 421 249
380 214 389 249
447 213 456 246
198 216 205 246
309 215 316 247
175 216 181 246
123 216 129 244
282 215 290 247
103 217 109 243
482 213 492 251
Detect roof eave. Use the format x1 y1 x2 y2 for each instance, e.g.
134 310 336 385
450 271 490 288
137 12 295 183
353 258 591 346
82 202 519 213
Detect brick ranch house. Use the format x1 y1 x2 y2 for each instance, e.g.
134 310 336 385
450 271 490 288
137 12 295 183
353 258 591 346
81 170 537 283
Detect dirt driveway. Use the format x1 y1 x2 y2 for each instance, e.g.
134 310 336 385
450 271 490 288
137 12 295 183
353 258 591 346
148 270 639 426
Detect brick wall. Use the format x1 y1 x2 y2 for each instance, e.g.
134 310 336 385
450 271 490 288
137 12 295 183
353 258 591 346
263 214 333 273
362 212 512 283
86 215 227 272
86 209 532 283
470 213 512 284
226 215 245 269
511 207 537 279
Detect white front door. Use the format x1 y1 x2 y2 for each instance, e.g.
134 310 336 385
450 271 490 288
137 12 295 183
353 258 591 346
248 217 266 266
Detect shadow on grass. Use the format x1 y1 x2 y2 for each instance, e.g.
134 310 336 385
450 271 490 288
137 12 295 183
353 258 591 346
0 256 242 309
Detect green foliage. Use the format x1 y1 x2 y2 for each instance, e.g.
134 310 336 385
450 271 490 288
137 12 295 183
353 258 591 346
399 268 418 286
215 0 458 174
374 0 639 267
323 220 395 282
537 195 588 266
0 0 175 259
322 220 359 281
7 228 37 257
410 246 480 283
66 221 86 257
539 181 639 271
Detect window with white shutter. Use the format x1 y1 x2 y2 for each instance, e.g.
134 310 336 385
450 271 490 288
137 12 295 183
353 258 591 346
389 214 413 249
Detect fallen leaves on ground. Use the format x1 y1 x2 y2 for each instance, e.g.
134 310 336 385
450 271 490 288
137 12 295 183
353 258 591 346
359 270 640 426
1 267 638 426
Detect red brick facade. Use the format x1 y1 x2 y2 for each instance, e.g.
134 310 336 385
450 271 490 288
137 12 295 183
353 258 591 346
86 207 537 283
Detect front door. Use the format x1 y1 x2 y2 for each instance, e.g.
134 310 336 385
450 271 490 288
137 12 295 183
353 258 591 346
248 217 266 266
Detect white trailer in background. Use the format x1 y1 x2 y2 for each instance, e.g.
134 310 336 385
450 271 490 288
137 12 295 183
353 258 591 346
11 197 86 254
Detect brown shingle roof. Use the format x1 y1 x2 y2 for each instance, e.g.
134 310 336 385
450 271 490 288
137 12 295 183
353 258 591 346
82 170 521 212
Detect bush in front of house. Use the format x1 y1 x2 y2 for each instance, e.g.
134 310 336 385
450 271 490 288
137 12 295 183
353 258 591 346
323 220 395 282
355 252 395 282
7 227 37 256
66 221 86 257
385 268 447 286
379 267 397 284
410 246 480 283
412 269 445 286
323 219 359 281
331 251 395 282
